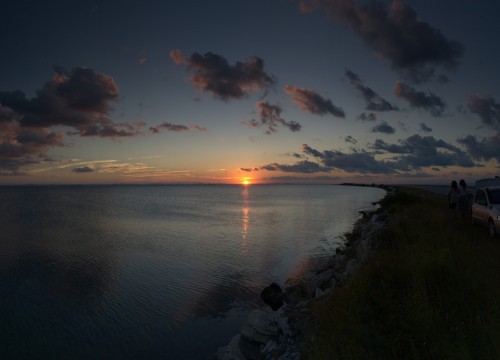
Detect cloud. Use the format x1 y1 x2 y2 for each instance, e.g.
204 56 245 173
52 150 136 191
284 85 345 118
149 122 207 133
345 135 357 144
302 144 397 174
169 49 185 64
457 134 500 163
0 66 141 137
466 94 500 131
241 102 301 134
169 49 276 101
371 121 395 134
344 69 398 111
394 81 446 117
240 167 259 172
0 66 142 174
310 0 464 83
419 122 432 133
357 112 377 121
72 166 95 173
371 134 475 169
247 132 480 177
260 160 331 173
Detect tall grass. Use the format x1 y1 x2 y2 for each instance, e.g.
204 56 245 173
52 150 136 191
305 187 500 359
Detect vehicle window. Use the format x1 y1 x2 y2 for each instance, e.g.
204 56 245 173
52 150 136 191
475 190 486 204
488 189 500 204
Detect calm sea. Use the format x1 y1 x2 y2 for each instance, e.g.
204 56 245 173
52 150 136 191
0 184 385 359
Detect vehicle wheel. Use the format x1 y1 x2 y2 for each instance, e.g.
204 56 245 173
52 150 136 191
489 220 497 239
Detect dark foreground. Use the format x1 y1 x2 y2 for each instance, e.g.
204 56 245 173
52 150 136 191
305 187 500 359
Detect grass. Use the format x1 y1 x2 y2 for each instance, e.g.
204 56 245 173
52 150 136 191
304 187 500 360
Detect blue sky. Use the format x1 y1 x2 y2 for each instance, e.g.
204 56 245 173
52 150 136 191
1 0 499 185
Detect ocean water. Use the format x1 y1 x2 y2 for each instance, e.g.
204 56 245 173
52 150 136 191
0 184 385 359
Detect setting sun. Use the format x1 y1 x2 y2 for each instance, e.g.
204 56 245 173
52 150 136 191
241 178 251 185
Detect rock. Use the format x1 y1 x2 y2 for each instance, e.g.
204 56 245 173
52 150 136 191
274 312 290 336
284 280 313 305
217 334 246 360
238 334 262 360
373 213 388 223
315 286 333 299
261 282 284 311
241 322 271 344
345 258 358 275
247 309 278 336
315 268 334 289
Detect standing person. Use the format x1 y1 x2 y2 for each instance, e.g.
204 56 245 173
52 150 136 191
457 179 469 219
448 180 458 221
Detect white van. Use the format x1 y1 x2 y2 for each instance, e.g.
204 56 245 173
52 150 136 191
471 178 500 238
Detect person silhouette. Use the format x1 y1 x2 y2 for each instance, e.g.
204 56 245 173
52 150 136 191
448 180 458 221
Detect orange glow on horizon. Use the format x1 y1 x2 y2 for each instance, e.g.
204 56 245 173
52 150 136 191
241 177 252 185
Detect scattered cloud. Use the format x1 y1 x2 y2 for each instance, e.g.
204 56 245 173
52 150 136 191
72 166 95 173
371 121 396 134
457 134 500 163
371 134 475 169
344 69 398 111
0 66 141 138
357 112 377 121
149 122 207 133
419 122 432 132
302 144 397 174
345 135 357 144
169 49 276 101
466 94 500 131
307 0 464 83
240 167 259 172
284 85 345 118
241 102 301 134
0 66 144 174
394 81 446 117
261 160 331 173
245 132 480 177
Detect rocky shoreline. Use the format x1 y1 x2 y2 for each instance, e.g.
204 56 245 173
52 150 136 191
214 187 394 360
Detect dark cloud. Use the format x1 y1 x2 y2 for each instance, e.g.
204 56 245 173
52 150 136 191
371 121 395 134
248 132 480 177
394 81 446 117
302 144 397 174
0 66 142 174
260 160 330 173
149 122 207 133
72 166 95 173
241 160 329 173
0 120 65 173
419 122 432 132
345 69 398 111
240 167 259 172
371 134 475 169
0 66 140 137
169 49 276 101
241 102 301 134
284 85 345 118
345 135 357 144
457 134 500 163
466 94 500 131
310 0 464 83
357 112 377 121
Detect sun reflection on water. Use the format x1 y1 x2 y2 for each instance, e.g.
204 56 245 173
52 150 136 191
241 186 250 253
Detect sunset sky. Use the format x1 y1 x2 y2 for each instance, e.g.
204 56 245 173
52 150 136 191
1 0 499 185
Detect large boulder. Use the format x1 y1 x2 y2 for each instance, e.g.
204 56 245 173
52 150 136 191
260 282 284 311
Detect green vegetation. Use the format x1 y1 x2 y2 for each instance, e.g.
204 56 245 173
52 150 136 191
305 187 500 360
